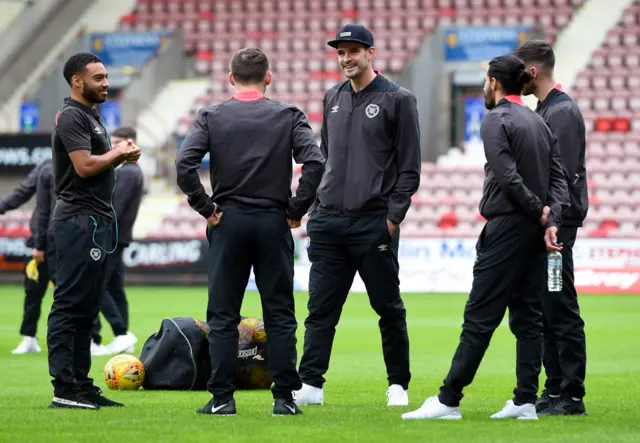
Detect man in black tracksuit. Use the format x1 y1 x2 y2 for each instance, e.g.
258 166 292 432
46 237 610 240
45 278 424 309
48 53 140 410
175 48 325 416
402 55 569 421
0 159 53 355
514 40 589 416
294 24 421 408
32 159 58 321
91 126 144 355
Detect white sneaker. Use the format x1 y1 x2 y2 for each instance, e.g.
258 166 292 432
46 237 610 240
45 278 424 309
124 345 135 353
490 400 538 420
387 384 409 406
11 336 41 354
401 396 462 420
91 341 110 356
293 383 324 406
104 332 138 355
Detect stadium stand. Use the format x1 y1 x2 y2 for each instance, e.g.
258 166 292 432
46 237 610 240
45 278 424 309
119 0 585 136
3 0 640 242
571 0 640 237
118 0 587 239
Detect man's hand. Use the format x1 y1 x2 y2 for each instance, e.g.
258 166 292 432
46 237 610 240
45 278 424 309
32 249 45 264
539 205 550 227
114 139 141 162
544 226 563 252
206 210 223 227
387 219 398 236
287 219 301 229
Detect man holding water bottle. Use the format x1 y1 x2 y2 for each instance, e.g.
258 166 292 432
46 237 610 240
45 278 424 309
402 55 569 421
514 40 589 416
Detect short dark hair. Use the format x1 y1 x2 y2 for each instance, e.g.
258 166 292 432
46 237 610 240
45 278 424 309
487 55 533 96
63 53 103 86
512 40 555 73
230 48 269 85
111 126 137 141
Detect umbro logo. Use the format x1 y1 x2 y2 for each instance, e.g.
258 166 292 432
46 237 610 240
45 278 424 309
378 244 388 252
331 105 339 113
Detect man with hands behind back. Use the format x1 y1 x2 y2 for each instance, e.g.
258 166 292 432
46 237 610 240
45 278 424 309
176 48 324 417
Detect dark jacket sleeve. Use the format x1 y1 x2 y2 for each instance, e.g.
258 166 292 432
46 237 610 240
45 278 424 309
175 110 216 219
112 166 134 220
308 93 330 217
387 92 422 225
34 166 52 250
287 108 326 221
546 135 570 228
0 161 42 214
546 105 581 182
481 112 544 220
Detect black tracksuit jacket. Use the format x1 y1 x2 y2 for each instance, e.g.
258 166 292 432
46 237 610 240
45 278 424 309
314 73 422 224
112 162 144 247
0 159 52 248
176 95 325 221
33 160 57 251
535 87 589 227
479 97 570 227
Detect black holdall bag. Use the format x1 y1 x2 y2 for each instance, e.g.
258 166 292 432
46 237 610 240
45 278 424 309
139 316 271 391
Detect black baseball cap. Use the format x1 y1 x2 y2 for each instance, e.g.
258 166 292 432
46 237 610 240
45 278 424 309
327 24 374 49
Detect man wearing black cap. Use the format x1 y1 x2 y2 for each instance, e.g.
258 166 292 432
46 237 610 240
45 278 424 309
294 24 421 408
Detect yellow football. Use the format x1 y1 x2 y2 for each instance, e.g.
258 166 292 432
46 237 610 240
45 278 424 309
104 354 145 390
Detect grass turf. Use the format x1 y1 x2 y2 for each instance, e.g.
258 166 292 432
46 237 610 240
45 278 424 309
0 285 638 442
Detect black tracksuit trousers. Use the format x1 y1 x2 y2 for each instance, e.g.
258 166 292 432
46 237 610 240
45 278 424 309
91 246 129 344
538 227 587 399
205 206 302 402
438 215 546 407
47 214 112 396
299 210 411 390
20 235 56 337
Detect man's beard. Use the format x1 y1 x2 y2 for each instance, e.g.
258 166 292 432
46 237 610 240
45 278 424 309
484 89 495 110
342 62 364 79
82 84 106 104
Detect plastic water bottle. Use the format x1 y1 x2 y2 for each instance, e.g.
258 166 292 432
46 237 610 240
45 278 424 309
547 250 562 292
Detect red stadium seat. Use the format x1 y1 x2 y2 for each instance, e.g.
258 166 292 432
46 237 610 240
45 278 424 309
121 0 640 237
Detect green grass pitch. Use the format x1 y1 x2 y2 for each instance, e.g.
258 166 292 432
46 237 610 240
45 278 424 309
0 285 638 442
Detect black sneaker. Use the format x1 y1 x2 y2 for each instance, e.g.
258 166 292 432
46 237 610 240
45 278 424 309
79 386 124 407
535 390 561 412
196 397 236 416
49 392 99 410
273 398 303 416
538 396 587 416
